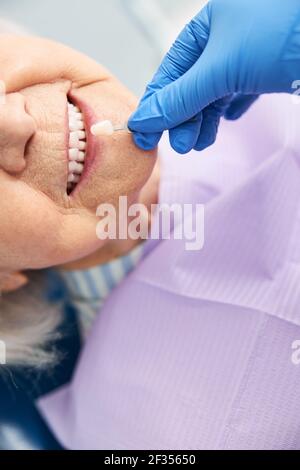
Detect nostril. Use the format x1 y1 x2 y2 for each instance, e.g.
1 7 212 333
24 139 31 160
23 115 36 161
2 154 26 174
12 158 26 173
21 112 37 138
0 93 36 174
25 116 37 149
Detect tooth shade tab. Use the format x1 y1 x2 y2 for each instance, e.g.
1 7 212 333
91 120 132 136
91 120 114 137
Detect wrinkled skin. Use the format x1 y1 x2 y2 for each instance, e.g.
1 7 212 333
0 35 158 290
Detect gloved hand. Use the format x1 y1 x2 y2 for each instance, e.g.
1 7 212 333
128 0 300 154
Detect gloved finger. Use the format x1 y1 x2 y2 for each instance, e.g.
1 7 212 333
132 131 163 152
194 117 219 151
194 96 233 151
128 47 229 138
139 4 211 101
169 113 203 154
224 94 260 120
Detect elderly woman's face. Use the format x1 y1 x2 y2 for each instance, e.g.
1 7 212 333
0 35 157 272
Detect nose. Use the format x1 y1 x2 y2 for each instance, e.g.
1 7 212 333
0 93 36 173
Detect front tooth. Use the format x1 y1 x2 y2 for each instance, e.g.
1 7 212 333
78 141 86 150
69 161 84 174
69 148 79 160
76 163 84 173
68 173 76 183
68 173 81 183
74 112 83 121
69 109 77 118
68 162 78 173
69 120 85 131
69 119 79 131
69 132 79 147
78 131 86 140
68 103 80 112
77 151 85 162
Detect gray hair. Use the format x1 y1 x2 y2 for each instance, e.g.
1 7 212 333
0 272 62 368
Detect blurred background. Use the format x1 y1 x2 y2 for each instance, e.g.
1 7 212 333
0 0 207 96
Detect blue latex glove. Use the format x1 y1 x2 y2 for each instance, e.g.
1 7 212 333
128 0 300 154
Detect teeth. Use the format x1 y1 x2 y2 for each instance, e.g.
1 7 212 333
68 103 80 113
69 148 80 161
67 101 87 193
77 151 85 162
68 173 81 183
68 131 86 147
68 161 84 174
68 174 77 183
69 131 79 147
69 119 85 131
78 140 86 150
74 112 83 121
78 130 86 140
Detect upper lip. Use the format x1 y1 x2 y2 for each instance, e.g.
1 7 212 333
66 92 101 195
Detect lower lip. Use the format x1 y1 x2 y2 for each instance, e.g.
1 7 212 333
67 92 104 195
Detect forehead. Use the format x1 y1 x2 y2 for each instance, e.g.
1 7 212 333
0 35 111 95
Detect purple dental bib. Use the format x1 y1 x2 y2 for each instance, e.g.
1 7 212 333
39 95 300 450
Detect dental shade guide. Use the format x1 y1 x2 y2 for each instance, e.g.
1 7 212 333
91 120 132 137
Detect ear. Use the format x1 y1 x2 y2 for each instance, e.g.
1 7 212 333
0 272 28 293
